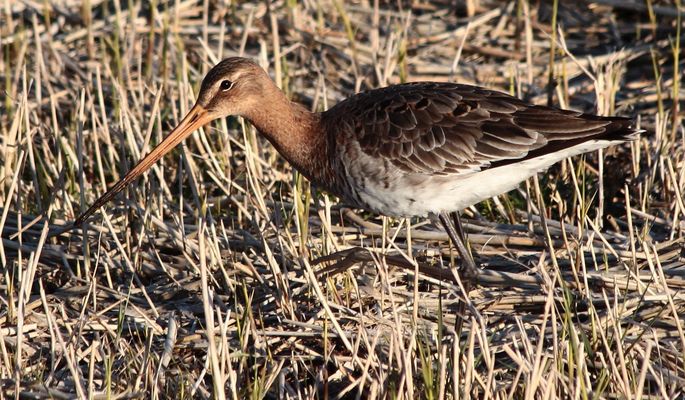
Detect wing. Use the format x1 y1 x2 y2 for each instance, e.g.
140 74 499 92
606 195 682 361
330 82 635 175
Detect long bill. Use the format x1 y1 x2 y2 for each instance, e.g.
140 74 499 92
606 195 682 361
73 104 214 227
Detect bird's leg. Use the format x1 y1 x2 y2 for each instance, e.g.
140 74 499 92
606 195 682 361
450 211 479 279
438 212 479 281
438 211 477 338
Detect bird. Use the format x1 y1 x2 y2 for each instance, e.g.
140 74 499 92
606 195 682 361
69 57 639 281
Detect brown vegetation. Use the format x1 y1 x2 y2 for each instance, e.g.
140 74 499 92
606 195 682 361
1 0 684 398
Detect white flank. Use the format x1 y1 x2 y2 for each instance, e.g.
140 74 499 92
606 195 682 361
358 140 626 217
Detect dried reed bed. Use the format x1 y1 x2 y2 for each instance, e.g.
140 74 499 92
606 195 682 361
1 0 684 398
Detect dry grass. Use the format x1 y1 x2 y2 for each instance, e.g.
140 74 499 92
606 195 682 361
1 0 685 398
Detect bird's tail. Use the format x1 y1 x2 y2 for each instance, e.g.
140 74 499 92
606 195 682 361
583 115 642 142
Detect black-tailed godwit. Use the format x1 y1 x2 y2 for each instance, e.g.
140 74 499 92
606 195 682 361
71 57 639 280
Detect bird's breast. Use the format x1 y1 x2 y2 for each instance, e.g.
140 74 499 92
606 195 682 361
327 137 434 217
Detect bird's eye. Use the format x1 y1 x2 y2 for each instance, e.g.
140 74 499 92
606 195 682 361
220 80 233 91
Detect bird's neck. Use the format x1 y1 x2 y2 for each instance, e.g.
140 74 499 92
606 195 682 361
243 89 329 186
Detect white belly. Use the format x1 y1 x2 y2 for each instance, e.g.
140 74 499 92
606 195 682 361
350 140 620 217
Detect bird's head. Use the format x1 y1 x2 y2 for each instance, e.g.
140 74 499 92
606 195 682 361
171 57 270 142
71 57 269 227
196 57 270 118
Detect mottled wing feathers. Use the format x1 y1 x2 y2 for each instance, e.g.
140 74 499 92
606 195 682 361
329 83 636 175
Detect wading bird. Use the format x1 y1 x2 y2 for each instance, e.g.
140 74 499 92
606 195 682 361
71 57 638 282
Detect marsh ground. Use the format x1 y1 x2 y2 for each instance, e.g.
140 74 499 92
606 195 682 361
1 0 684 398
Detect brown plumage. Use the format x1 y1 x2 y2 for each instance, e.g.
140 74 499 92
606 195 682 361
68 57 640 280
316 82 637 217
335 82 634 173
